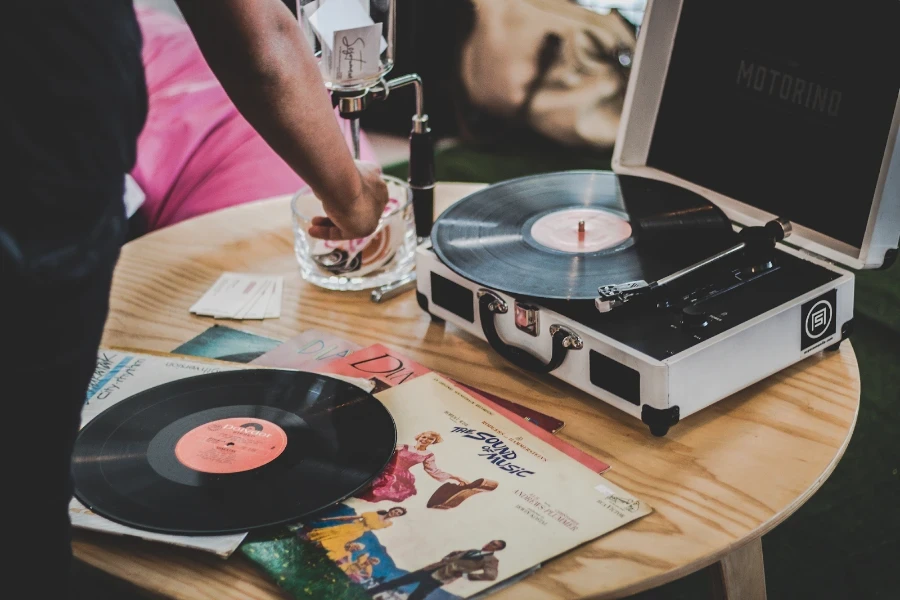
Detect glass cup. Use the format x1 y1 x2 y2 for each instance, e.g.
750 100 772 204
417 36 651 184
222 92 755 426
291 175 416 291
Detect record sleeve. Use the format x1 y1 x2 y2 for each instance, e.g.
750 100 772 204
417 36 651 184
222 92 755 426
69 348 384 557
244 373 649 600
316 343 607 471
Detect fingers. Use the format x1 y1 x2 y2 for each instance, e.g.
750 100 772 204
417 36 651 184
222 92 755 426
310 216 334 229
309 220 376 241
308 224 351 241
308 217 341 240
309 216 350 240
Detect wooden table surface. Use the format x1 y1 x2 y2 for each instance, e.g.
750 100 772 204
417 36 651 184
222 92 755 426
74 183 861 600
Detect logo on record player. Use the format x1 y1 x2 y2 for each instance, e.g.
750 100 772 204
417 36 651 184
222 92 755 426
736 58 842 118
801 289 836 352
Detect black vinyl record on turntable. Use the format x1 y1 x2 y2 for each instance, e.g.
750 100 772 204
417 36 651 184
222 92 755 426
72 369 396 535
431 170 742 303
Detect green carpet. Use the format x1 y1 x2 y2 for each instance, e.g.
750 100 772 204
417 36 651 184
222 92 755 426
389 139 900 599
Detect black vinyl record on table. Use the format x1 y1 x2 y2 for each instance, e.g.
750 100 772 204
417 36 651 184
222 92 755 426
431 171 740 300
72 369 396 535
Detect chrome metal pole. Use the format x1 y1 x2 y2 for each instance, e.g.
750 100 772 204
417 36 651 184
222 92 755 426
349 117 361 159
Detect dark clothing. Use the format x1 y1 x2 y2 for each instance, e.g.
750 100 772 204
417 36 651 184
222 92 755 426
369 550 499 600
1 2 144 596
3 199 124 597
0 2 146 242
424 549 499 583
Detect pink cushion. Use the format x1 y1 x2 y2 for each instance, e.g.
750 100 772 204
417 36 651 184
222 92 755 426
132 8 376 231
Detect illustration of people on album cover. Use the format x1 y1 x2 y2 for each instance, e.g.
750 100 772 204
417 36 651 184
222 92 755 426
369 540 505 600
338 543 382 584
295 503 464 600
356 430 497 508
244 374 651 600
336 541 367 568
303 507 407 561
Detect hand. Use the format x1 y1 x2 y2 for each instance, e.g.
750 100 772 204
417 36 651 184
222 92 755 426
309 161 389 240
452 476 469 486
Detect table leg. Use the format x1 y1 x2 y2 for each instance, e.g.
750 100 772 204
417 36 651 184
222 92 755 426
710 537 767 600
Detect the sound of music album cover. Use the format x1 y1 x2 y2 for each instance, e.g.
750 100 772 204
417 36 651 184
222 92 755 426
244 373 648 600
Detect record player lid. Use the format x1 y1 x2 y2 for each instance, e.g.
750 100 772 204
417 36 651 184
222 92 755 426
612 0 900 270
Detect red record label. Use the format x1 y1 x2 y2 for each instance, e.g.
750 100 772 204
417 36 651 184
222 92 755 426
531 208 632 253
174 417 288 474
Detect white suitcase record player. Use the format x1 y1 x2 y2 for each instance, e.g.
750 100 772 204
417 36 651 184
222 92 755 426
414 0 899 435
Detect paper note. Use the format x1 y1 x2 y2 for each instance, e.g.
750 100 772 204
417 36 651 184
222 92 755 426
265 277 283 318
190 273 283 321
332 22 383 82
306 0 387 52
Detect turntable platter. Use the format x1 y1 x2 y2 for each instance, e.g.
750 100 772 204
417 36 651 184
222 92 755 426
430 171 739 301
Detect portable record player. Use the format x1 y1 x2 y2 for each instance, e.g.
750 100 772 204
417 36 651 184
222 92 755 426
414 0 899 435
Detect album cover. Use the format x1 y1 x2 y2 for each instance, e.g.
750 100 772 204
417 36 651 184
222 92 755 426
172 324 281 363
176 328 564 435
75 350 247 557
74 349 376 556
250 328 362 369
244 374 649 600
316 344 571 439
451 383 565 436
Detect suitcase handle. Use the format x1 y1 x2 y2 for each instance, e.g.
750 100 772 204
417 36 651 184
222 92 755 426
477 290 582 374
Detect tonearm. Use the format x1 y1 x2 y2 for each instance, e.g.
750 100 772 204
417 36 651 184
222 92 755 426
595 217 792 312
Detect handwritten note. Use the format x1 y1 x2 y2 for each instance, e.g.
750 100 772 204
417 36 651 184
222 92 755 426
304 0 386 83
332 22 382 82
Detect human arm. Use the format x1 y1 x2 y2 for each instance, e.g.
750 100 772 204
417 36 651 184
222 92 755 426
314 515 362 524
361 511 397 530
423 454 467 485
421 550 461 572
467 555 499 581
173 0 388 239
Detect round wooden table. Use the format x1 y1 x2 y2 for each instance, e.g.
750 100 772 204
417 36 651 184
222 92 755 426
73 183 860 600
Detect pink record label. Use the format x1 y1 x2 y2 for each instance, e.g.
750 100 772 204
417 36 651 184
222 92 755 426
174 417 288 474
530 208 632 253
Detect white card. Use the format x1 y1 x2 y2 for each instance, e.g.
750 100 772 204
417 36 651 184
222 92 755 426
237 278 276 320
228 277 272 320
265 277 283 319
212 276 267 319
188 273 229 314
190 273 255 316
332 22 383 83
306 0 386 53
191 273 281 320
